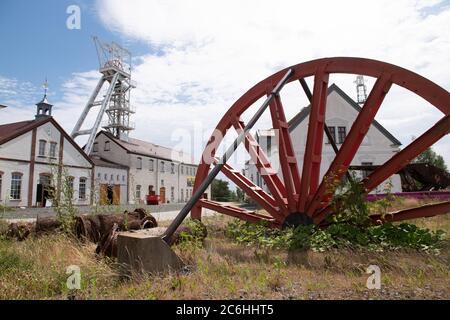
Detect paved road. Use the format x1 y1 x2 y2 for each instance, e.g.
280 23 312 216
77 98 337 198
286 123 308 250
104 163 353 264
5 208 218 224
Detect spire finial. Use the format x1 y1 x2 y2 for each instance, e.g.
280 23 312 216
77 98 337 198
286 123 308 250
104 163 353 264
43 77 49 97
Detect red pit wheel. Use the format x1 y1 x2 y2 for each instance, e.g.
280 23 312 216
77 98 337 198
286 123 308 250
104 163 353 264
191 57 450 227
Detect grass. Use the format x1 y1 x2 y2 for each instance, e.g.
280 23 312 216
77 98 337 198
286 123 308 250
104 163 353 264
0 213 449 300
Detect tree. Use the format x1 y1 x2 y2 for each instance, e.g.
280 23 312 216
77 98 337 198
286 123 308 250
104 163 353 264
235 188 245 202
413 147 448 173
211 179 232 202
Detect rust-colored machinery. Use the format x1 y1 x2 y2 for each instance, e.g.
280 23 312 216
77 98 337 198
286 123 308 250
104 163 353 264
162 57 450 242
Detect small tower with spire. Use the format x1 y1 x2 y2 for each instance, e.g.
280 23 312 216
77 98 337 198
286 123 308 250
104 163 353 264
35 78 53 119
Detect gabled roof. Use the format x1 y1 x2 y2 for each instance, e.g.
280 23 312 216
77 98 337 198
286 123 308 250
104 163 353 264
97 131 195 164
288 83 402 146
90 156 129 169
0 117 94 166
0 119 36 142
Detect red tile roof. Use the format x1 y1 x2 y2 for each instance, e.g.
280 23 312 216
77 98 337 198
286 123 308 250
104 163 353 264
0 120 36 143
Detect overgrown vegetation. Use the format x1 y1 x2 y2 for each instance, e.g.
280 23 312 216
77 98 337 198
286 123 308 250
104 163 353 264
225 220 446 253
175 219 208 249
48 166 78 234
226 175 447 254
0 215 448 299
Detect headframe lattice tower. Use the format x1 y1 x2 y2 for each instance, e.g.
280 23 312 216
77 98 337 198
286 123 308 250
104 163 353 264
355 75 368 105
71 36 135 155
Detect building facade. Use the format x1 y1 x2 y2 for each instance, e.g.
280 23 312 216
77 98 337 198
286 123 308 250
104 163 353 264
244 84 403 194
0 115 94 207
91 131 208 204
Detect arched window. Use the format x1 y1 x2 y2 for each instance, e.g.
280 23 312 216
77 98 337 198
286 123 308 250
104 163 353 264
137 157 142 170
149 159 154 171
136 185 141 200
49 142 57 158
79 177 87 200
10 172 23 200
38 140 46 157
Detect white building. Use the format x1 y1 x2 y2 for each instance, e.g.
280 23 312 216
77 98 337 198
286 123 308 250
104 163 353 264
244 84 403 194
91 156 129 205
0 95 94 207
0 90 208 208
91 131 209 204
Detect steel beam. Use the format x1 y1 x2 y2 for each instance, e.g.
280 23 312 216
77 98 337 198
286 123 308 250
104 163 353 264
298 67 329 213
306 73 392 215
162 68 294 243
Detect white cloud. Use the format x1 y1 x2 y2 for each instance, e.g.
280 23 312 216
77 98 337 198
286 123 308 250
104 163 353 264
94 0 450 168
2 1 449 175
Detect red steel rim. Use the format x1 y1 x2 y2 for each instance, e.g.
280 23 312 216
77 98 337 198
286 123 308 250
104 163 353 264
191 57 450 226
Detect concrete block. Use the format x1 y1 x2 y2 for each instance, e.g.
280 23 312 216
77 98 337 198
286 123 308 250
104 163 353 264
117 227 184 274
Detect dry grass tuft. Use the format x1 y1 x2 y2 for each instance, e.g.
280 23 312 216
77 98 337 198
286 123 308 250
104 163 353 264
0 213 449 300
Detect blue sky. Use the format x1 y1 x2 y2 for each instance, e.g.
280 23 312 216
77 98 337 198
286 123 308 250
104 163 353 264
0 0 150 102
0 0 449 169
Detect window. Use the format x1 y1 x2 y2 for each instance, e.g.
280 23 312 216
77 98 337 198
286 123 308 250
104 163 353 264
181 189 184 202
10 173 22 200
137 157 142 170
104 173 107 180
171 187 175 202
104 141 110 151
68 176 74 197
97 173 101 179
136 185 141 200
79 177 87 200
93 142 99 152
327 126 336 144
171 163 175 174
122 175 125 182
338 127 347 144
117 174 120 181
149 159 154 171
110 174 114 181
0 172 3 200
49 142 57 158
160 161 165 173
250 174 254 182
161 179 164 187
181 166 184 175
267 136 273 154
362 162 373 179
38 140 46 157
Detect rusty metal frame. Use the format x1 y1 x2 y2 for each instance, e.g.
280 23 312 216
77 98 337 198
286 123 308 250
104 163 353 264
190 57 450 227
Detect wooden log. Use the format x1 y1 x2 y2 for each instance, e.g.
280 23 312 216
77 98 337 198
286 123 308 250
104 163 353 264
35 216 61 234
6 222 35 241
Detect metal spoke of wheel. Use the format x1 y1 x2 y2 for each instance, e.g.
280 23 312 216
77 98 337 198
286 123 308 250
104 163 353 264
185 57 449 230
306 73 393 215
298 67 329 214
232 118 288 215
268 91 302 212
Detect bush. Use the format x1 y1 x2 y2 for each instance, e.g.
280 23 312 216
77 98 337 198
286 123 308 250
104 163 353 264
174 219 208 248
225 220 446 253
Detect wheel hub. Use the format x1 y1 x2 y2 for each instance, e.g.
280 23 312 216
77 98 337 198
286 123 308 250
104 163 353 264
282 213 314 228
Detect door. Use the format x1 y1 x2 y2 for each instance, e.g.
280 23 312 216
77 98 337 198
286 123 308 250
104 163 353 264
100 184 108 205
113 185 120 205
159 187 166 204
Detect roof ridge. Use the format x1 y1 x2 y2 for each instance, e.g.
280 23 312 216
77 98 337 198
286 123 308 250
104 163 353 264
287 83 402 146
